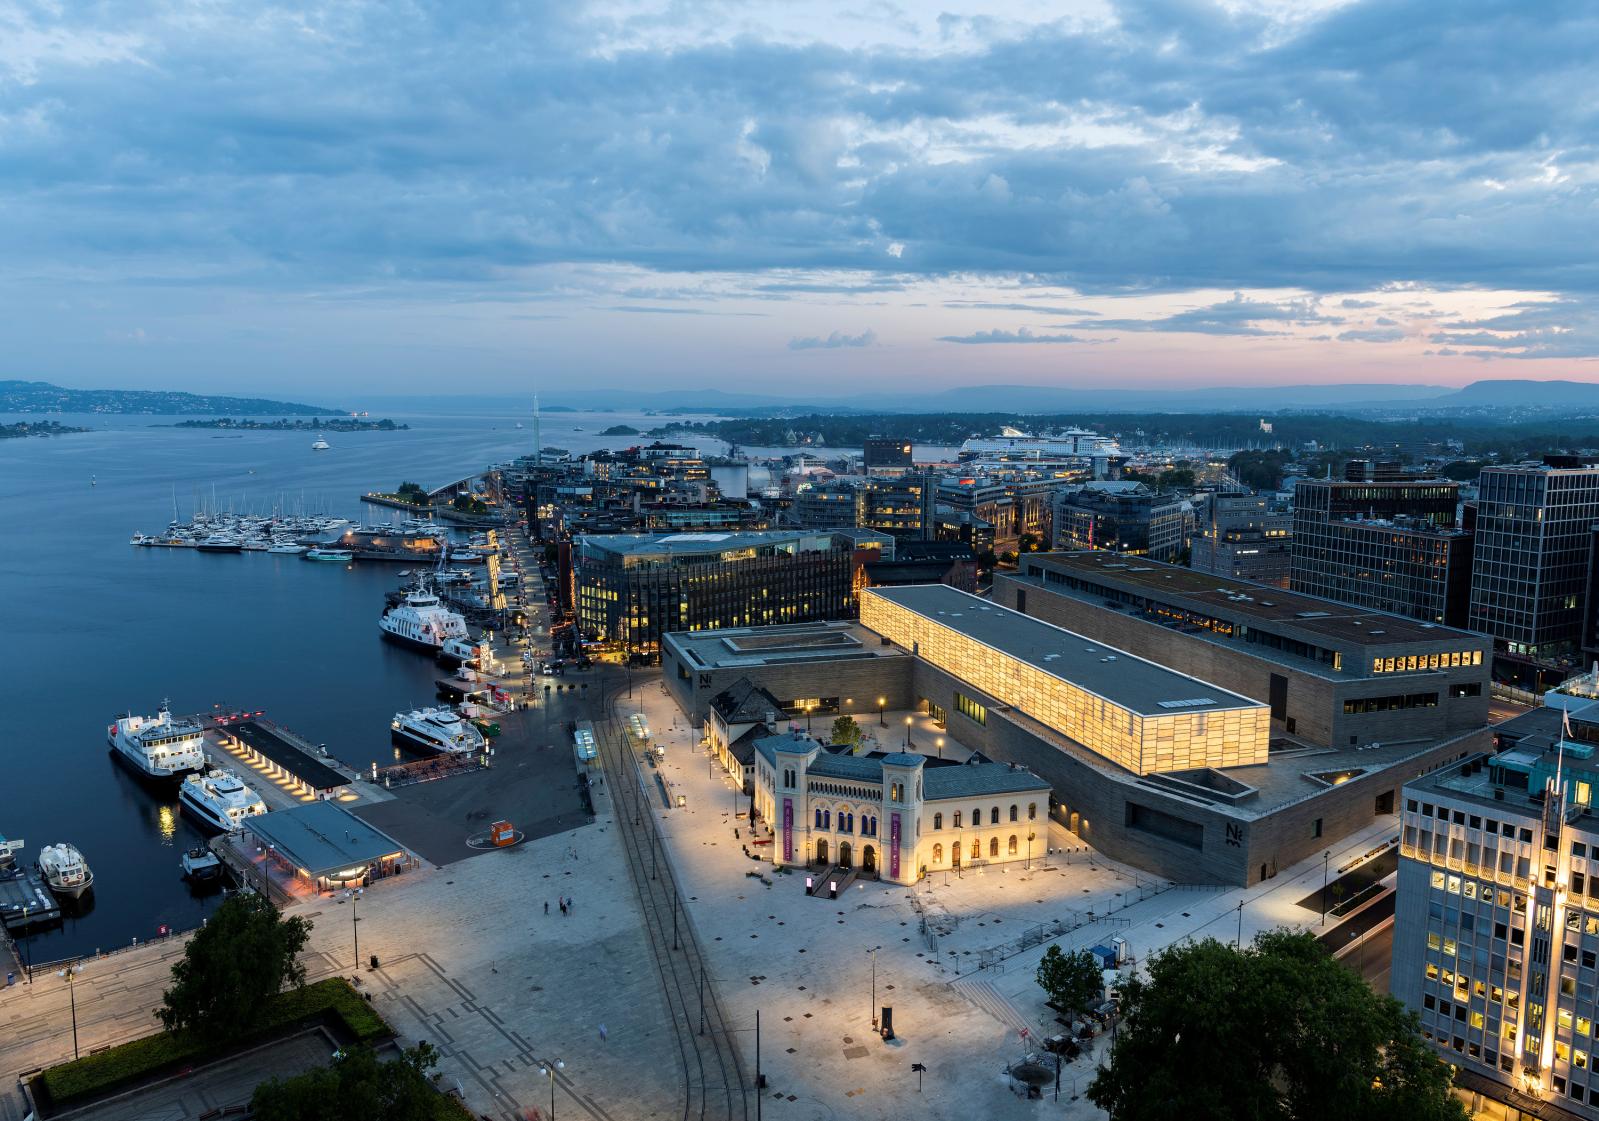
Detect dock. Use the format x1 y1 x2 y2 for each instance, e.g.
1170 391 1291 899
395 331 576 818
0 871 60 933
208 716 353 800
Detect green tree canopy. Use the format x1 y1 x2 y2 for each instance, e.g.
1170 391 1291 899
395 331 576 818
251 1043 445 1121
157 892 312 1040
830 715 863 747
1088 931 1465 1121
1036 944 1102 1019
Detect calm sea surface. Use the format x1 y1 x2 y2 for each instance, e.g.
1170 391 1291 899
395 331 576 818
0 407 731 962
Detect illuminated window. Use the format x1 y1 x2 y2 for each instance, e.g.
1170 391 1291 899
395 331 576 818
1008 835 1018 855
989 837 999 858
932 843 943 864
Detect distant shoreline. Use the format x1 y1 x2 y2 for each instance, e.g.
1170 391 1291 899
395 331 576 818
1 420 89 439
168 418 409 432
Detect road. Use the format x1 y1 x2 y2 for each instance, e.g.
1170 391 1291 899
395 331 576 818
1489 698 1534 725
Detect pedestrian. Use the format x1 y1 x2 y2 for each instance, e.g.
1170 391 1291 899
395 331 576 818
544 900 549 915
560 899 567 916
599 1023 608 1042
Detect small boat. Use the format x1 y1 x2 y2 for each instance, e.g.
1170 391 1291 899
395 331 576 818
196 534 243 553
130 533 154 546
268 542 308 554
179 770 267 833
438 635 488 668
38 844 94 899
312 437 330 451
180 847 224 881
304 547 354 562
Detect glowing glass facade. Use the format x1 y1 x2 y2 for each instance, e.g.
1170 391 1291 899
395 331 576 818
860 588 1270 775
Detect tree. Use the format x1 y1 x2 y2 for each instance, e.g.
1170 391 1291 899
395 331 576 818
157 892 312 1040
251 1043 444 1121
1036 944 1102 1019
1088 931 1465 1121
830 715 863 748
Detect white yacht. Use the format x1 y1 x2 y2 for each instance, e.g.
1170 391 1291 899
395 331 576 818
268 541 308 554
312 437 330 451
108 704 207 782
196 533 242 553
379 589 469 652
391 707 485 755
38 844 93 898
179 769 267 833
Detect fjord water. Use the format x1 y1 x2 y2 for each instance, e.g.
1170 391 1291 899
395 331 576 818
0 408 701 962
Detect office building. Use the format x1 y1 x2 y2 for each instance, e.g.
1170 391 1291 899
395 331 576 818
863 435 914 475
792 474 938 539
1190 492 1293 586
1053 481 1188 562
663 587 1490 886
573 530 855 659
1470 459 1599 662
995 552 1491 750
939 473 1060 554
1394 702 1599 1117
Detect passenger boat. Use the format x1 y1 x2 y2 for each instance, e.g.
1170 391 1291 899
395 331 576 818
304 547 354 562
268 541 308 554
179 769 267 833
196 534 243 553
312 437 330 451
108 703 207 783
180 847 224 882
391 706 485 755
379 589 469 652
37 844 93 899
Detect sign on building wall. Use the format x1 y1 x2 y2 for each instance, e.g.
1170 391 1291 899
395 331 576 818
890 813 901 879
783 798 793 863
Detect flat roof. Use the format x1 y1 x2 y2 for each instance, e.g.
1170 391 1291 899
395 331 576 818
224 720 349 791
578 529 837 557
1020 552 1485 649
665 620 907 671
863 584 1261 717
245 801 408 877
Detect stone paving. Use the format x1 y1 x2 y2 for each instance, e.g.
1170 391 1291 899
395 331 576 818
626 673 1404 1120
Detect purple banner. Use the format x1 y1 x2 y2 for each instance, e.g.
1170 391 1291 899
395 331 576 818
783 798 793 864
890 813 901 879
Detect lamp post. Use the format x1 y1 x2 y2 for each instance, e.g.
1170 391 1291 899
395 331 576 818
1026 831 1035 871
345 887 363 968
1321 850 1331 926
1235 900 1245 950
878 697 886 727
58 962 84 1059
935 737 943 760
868 945 882 1029
804 703 814 733
904 715 912 749
539 1058 565 1120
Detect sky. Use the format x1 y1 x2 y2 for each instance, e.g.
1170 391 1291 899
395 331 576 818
2 0 1597 402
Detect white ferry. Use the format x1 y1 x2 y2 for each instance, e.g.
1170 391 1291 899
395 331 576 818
268 541 308 554
379 589 468 653
108 704 207 783
38 844 94 898
312 437 331 451
304 547 354 563
179 769 267 833
391 707 485 755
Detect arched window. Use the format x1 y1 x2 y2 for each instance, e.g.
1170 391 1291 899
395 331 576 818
1009 804 1018 822
843 812 853 833
970 839 980 861
814 808 823 828
990 807 999 825
1028 803 1037 820
1008 835 1018 855
953 811 962 828
933 843 943 864
989 837 999 858
824 809 831 829
972 806 981 827
933 813 943 830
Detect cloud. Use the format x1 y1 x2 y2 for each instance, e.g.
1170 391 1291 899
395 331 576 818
1427 297 1599 359
1338 327 1406 343
1340 299 1380 309
938 327 1105 345
788 328 877 350
1069 293 1343 337
943 302 1099 316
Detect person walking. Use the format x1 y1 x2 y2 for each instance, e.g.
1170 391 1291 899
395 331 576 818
599 1023 608 1042
559 899 567 916
544 900 549 915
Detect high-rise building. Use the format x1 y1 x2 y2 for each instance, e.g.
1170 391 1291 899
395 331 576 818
1053 481 1188 562
1469 460 1599 661
1191 492 1293 586
573 530 856 658
1291 475 1471 626
1394 697 1599 1116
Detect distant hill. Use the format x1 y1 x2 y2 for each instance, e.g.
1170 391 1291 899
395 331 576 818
0 380 342 416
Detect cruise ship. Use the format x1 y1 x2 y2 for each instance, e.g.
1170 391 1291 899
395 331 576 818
108 704 207 783
379 589 469 652
37 843 93 899
391 707 486 755
958 429 1120 459
178 769 267 833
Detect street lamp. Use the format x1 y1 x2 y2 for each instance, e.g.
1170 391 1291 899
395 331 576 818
868 946 882 1029
539 1058 566 1120
1321 850 1331 927
1026 831 1035 871
1235 900 1245 950
878 697 886 727
904 715 912 748
345 887 364 969
935 737 944 759
804 702 814 733
57 962 84 1059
